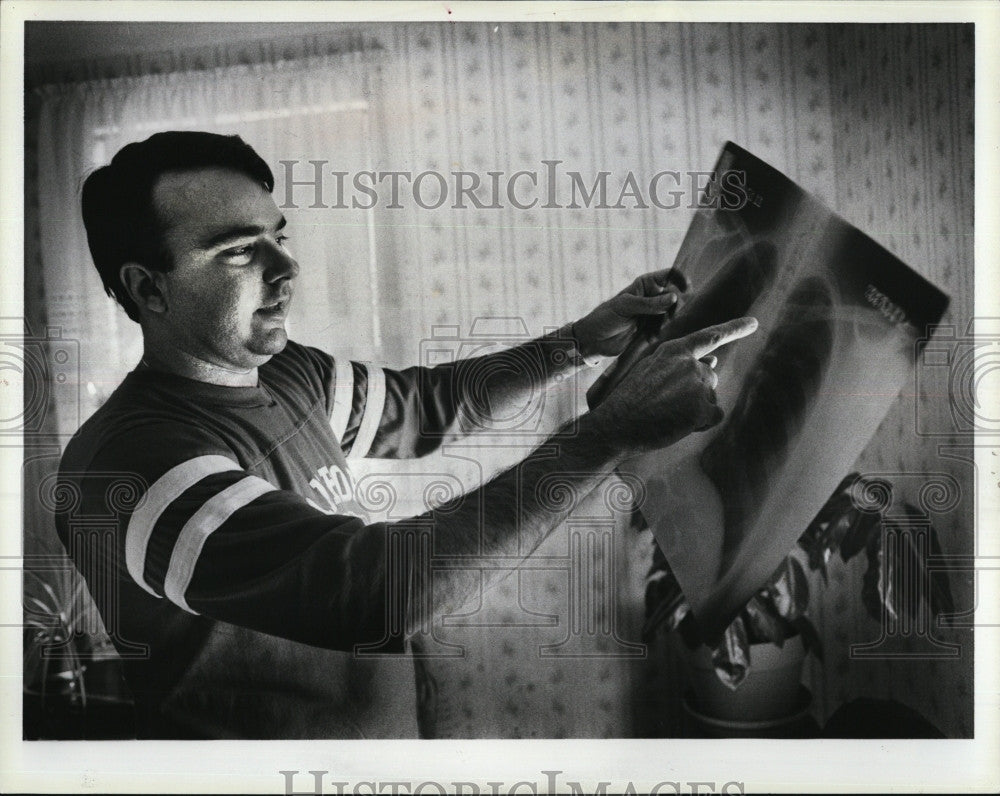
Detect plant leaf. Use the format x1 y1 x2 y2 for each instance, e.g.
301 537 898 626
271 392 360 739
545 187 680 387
767 568 791 618
928 540 955 616
24 596 58 619
804 473 858 532
889 520 921 625
768 556 809 621
642 553 691 641
788 556 810 618
642 591 690 641
878 503 956 625
712 616 751 690
801 473 858 526
817 553 829 586
916 503 956 618
39 579 63 609
649 539 668 575
799 521 830 575
826 510 856 554
799 493 851 557
644 569 683 612
629 504 649 533
862 526 894 623
677 610 702 649
840 508 880 563
744 594 786 645
792 616 824 662
799 473 875 576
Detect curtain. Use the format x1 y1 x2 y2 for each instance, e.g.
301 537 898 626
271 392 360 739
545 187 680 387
35 50 381 438
28 47 397 724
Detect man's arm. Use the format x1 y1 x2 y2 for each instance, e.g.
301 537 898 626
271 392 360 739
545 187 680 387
444 267 690 436
59 318 753 654
334 268 691 458
404 316 756 631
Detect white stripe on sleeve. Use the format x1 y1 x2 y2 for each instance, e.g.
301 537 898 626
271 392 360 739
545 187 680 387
348 363 386 459
329 356 355 441
163 475 276 614
125 455 240 597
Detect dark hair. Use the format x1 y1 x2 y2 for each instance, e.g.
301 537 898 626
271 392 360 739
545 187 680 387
80 131 274 322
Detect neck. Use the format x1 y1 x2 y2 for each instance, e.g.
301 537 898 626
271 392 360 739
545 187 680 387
140 345 259 388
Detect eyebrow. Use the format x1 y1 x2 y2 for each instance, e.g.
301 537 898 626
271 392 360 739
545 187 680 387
199 216 287 250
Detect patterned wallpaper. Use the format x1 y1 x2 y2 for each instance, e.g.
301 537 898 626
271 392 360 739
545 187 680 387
373 22 839 363
817 23 975 738
366 22 974 738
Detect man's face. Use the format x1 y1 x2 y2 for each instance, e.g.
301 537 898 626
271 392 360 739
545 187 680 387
149 167 298 372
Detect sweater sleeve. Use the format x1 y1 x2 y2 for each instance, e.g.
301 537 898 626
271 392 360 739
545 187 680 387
296 341 462 459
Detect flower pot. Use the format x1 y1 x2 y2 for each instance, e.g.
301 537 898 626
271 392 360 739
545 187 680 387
685 634 806 722
682 686 815 738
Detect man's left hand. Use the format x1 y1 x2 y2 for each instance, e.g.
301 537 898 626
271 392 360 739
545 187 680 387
572 268 690 360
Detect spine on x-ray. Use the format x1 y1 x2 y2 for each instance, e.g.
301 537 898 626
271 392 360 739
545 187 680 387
700 275 835 576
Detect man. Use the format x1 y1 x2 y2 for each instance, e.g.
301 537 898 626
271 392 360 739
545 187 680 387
56 131 756 738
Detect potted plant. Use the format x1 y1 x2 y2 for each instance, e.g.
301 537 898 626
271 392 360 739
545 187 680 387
23 565 133 739
23 568 90 734
640 472 955 728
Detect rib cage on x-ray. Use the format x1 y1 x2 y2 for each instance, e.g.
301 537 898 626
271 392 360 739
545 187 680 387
700 275 836 575
659 236 779 363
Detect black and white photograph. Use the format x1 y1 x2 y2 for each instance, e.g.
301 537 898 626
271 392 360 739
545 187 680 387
2 1 998 793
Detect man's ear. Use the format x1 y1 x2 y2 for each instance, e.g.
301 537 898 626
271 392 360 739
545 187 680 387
119 262 168 315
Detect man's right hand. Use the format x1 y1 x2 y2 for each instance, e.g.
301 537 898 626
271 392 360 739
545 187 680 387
591 316 758 455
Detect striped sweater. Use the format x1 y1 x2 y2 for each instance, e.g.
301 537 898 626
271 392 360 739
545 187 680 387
55 340 459 738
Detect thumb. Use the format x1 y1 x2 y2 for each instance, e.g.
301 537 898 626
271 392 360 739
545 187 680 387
695 405 725 431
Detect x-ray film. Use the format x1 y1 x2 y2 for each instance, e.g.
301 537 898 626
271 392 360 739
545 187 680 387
623 142 950 642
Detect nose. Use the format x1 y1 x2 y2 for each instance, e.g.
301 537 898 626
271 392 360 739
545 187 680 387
263 239 299 284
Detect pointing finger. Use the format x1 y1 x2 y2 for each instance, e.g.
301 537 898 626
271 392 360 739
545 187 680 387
686 316 759 358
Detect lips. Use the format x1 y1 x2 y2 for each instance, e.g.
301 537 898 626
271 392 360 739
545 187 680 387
256 295 291 316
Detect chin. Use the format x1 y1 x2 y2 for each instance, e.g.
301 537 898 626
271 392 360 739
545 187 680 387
247 327 289 359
